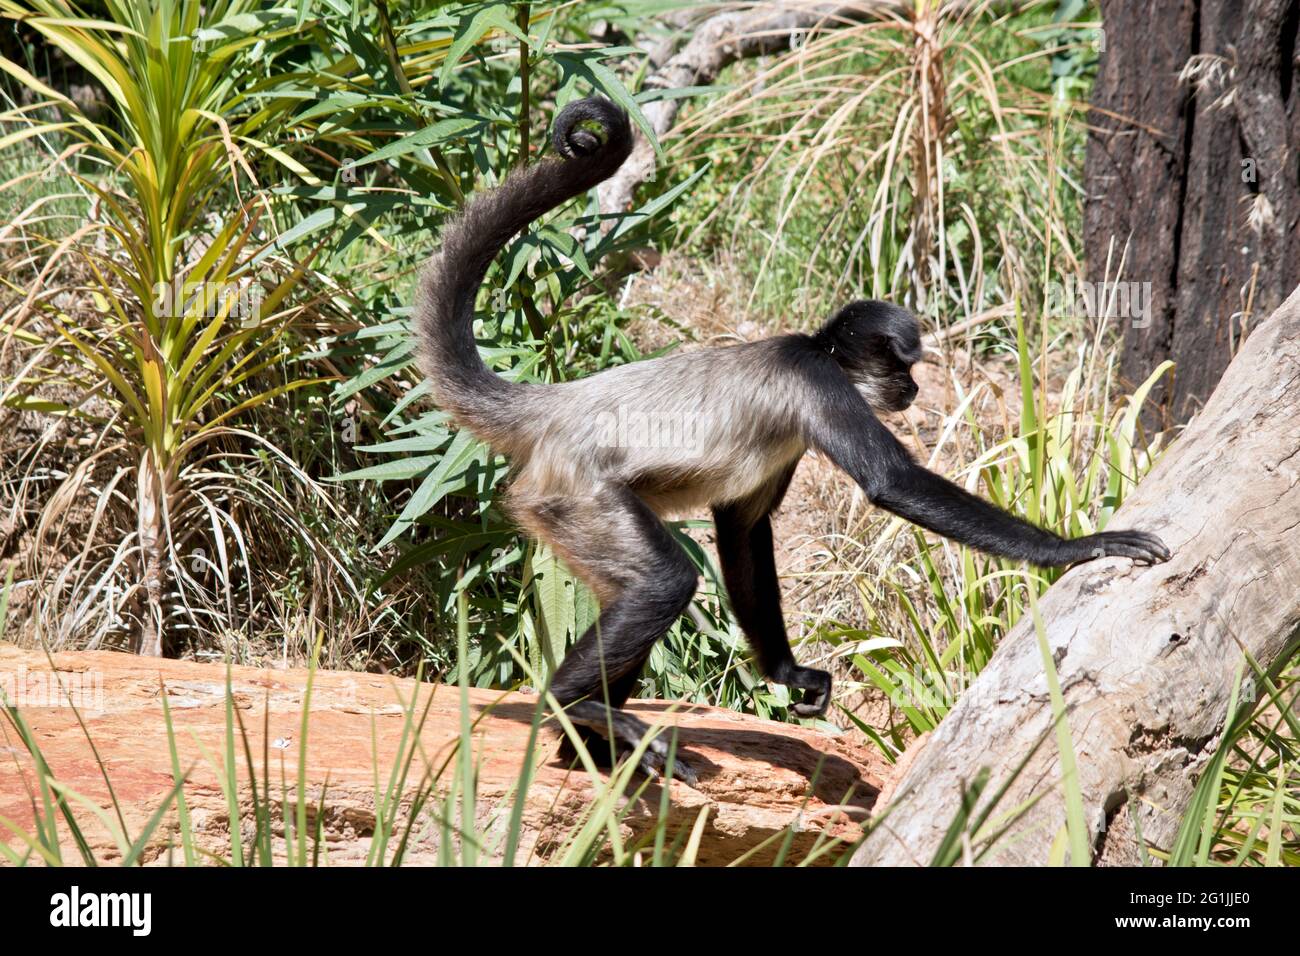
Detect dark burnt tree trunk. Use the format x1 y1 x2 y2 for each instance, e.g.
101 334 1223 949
1085 0 1300 425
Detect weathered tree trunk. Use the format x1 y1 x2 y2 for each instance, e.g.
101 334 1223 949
852 285 1300 866
135 448 166 657
1085 0 1300 426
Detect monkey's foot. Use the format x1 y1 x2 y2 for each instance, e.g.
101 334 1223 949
632 743 699 788
555 703 700 787
771 663 833 718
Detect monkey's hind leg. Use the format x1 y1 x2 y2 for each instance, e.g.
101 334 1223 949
527 485 701 786
551 569 700 786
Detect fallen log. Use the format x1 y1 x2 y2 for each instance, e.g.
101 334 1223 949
0 645 886 865
853 286 1300 866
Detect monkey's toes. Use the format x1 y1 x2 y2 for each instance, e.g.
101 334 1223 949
636 746 700 788
555 704 700 786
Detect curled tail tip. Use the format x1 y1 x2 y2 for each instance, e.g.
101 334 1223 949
552 96 633 162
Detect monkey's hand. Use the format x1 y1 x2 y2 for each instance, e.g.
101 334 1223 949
772 663 833 718
1062 529 1171 566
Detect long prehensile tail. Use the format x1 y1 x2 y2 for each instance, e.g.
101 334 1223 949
413 97 633 439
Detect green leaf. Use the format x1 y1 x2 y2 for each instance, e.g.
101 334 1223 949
530 543 574 675
331 455 438 482
356 116 488 167
375 430 488 546
439 3 529 87
553 51 663 162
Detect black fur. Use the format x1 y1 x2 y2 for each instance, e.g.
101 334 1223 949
549 485 700 782
713 467 832 719
814 299 922 367
796 352 1170 566
812 300 920 410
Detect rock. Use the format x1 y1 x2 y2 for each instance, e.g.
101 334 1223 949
0 645 886 866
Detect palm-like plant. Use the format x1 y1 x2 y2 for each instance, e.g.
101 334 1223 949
0 0 327 653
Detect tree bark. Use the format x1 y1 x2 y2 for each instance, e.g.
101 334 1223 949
852 285 1300 866
135 449 166 657
1085 0 1300 426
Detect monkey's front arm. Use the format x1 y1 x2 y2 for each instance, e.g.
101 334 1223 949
806 381 1171 568
713 503 832 717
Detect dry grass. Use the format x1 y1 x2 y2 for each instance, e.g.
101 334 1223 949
667 0 1093 331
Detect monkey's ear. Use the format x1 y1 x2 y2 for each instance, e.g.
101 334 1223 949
889 330 922 366
880 306 922 365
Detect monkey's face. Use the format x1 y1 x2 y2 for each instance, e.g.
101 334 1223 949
853 343 919 411
816 300 922 412
857 363 919 412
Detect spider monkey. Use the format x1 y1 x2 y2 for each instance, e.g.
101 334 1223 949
413 96 1170 784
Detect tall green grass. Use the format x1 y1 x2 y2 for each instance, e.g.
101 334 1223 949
1168 651 1300 866
670 0 1103 332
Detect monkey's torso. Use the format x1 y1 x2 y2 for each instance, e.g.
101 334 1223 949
496 337 816 522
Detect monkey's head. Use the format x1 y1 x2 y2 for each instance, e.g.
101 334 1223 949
814 300 922 412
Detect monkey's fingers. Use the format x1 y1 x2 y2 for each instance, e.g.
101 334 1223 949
1090 530 1172 565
